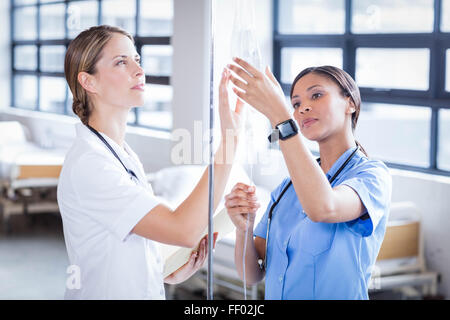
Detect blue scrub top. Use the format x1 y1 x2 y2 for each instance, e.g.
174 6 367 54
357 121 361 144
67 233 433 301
254 146 392 300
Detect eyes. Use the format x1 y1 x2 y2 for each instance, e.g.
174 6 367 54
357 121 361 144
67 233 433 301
292 92 323 109
116 57 141 66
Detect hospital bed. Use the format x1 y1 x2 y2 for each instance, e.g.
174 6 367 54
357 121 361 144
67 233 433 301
369 201 440 299
0 121 65 234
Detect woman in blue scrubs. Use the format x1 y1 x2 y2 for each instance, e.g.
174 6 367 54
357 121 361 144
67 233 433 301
224 60 392 300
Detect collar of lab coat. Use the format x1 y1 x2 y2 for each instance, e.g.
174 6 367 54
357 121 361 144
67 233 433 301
75 122 135 163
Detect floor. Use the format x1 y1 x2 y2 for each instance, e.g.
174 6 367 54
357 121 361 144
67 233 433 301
0 212 215 300
0 213 68 299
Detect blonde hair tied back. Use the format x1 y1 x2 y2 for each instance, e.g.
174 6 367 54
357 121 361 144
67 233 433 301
64 25 134 125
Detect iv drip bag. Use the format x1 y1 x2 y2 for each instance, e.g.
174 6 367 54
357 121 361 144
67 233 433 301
230 0 267 169
230 0 262 71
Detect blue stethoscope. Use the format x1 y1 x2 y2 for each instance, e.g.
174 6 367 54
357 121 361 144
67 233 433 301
86 124 139 182
259 145 364 270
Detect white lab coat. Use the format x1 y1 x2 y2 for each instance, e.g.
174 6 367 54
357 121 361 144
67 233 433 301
57 123 165 300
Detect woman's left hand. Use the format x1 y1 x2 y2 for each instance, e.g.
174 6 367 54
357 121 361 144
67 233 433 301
164 232 218 285
227 57 291 126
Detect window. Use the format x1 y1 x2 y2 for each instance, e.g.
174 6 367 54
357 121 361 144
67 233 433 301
352 0 434 34
14 45 37 70
11 0 173 131
355 48 430 90
281 47 343 84
438 108 450 171
356 104 431 167
274 0 450 176
278 0 345 35
446 49 450 92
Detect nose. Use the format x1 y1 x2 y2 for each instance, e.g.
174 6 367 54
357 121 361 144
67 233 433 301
134 62 144 78
298 106 311 114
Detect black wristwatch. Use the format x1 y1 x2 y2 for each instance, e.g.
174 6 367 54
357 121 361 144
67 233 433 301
268 119 299 143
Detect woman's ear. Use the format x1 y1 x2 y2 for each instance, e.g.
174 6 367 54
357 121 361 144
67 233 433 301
77 72 97 94
346 97 356 114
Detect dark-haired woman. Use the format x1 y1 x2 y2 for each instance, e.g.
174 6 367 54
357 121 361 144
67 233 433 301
224 59 392 300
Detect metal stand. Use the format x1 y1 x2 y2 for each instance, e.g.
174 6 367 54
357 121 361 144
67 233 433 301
207 0 215 301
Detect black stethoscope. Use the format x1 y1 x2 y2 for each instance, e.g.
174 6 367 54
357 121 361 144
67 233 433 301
86 124 139 182
259 145 362 270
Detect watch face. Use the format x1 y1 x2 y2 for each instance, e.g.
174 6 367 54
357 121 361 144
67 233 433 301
269 119 298 142
279 122 296 137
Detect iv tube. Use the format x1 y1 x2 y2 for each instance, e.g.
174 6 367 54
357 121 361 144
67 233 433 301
230 0 262 300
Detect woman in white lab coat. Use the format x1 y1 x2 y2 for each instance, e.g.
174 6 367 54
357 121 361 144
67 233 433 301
57 25 243 299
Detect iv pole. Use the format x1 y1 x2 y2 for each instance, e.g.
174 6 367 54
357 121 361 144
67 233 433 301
207 0 215 301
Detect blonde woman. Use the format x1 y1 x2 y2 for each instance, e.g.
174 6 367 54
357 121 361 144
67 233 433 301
57 25 243 299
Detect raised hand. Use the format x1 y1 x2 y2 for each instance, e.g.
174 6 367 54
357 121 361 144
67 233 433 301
227 57 291 126
219 68 245 143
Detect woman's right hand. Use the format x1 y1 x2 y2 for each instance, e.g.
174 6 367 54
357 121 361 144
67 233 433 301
225 183 260 232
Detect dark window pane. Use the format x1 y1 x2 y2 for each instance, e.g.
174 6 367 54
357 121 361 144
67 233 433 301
14 6 37 40
352 0 434 34
14 45 37 70
278 0 345 34
142 45 172 76
438 109 450 171
127 110 137 125
356 48 429 90
40 3 65 40
67 89 76 117
40 46 65 72
281 47 343 84
14 0 37 5
102 0 136 35
446 49 450 92
139 84 172 129
14 75 37 109
139 0 173 36
40 77 66 114
356 103 431 167
67 1 99 39
441 0 450 32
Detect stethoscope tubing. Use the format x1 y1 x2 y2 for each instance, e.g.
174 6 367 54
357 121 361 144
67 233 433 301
262 145 360 270
86 124 139 181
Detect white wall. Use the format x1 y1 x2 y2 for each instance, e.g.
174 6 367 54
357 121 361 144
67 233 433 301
171 0 211 151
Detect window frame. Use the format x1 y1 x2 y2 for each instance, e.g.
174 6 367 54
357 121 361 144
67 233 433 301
273 0 450 176
10 0 172 132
